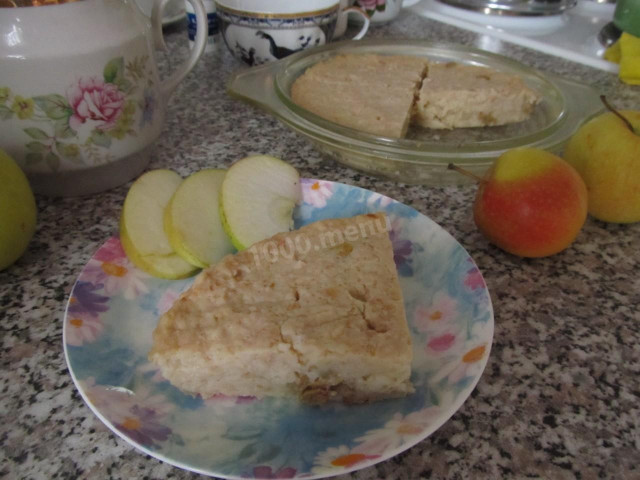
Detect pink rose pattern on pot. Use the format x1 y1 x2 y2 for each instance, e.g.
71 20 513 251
0 55 155 171
356 0 386 14
67 76 125 131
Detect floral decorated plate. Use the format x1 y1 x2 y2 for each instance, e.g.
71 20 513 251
64 179 494 479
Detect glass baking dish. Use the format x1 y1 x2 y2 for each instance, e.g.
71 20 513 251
227 38 603 185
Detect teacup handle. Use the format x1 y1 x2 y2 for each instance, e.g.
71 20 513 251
151 0 208 100
342 6 370 40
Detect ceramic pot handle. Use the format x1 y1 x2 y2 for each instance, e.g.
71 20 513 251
151 0 207 100
342 6 370 40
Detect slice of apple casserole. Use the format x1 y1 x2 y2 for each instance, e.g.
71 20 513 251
413 62 541 129
149 212 414 405
291 54 429 139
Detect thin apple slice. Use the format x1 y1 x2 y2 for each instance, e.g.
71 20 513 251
120 221 199 279
220 155 300 250
120 169 198 279
164 169 234 268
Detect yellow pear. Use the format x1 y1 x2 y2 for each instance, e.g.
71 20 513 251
0 149 37 271
564 109 640 223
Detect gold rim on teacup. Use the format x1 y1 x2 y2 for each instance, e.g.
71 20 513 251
215 4 338 19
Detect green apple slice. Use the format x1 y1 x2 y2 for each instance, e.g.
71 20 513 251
120 169 198 279
220 155 300 250
120 221 199 279
164 169 234 268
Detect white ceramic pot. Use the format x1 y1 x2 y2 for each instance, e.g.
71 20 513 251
215 0 369 66
0 0 207 197
135 0 184 21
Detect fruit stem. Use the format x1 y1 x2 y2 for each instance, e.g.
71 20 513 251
600 95 634 132
447 163 486 184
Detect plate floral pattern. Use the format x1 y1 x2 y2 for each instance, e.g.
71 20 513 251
64 179 494 479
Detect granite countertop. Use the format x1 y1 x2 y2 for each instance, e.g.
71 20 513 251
2 8 639 480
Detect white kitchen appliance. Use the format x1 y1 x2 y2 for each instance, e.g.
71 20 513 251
409 0 619 72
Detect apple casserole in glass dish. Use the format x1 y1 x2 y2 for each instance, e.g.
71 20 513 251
228 39 603 185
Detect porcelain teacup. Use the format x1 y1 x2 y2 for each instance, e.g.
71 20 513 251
215 0 370 66
354 0 420 24
0 0 207 197
334 0 371 38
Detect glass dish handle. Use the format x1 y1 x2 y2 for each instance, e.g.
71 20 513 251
226 62 284 116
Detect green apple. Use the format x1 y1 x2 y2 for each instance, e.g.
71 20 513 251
471 148 588 258
220 155 300 250
164 169 234 268
0 149 37 271
563 110 640 223
120 169 198 279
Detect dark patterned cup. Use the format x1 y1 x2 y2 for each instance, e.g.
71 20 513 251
216 0 369 66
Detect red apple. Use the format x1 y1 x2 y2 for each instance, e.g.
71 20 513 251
467 148 588 258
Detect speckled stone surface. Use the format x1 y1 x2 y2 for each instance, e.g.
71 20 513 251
2 8 640 480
